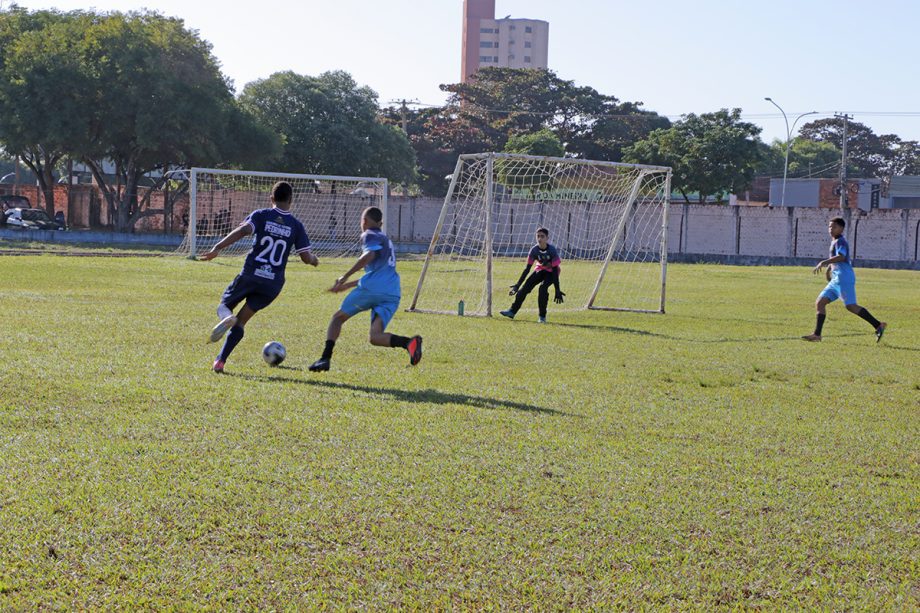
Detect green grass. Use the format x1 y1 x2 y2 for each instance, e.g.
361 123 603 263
0 254 917 609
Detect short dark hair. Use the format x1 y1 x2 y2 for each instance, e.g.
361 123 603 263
272 181 293 204
363 206 383 223
830 216 846 228
536 227 549 237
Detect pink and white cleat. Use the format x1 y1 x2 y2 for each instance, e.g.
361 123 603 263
212 359 225 373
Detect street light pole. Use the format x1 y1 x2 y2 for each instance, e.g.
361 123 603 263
764 97 817 207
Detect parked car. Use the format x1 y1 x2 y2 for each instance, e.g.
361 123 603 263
2 207 65 230
0 194 31 210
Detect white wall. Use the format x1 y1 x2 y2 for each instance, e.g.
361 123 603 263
392 197 920 263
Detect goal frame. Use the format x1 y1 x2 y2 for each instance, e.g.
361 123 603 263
407 152 671 316
185 167 388 258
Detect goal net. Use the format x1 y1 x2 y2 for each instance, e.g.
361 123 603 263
174 168 387 259
408 153 671 316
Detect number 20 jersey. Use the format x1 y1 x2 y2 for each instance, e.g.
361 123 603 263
240 207 311 288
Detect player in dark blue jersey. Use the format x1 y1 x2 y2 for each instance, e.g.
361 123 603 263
500 227 565 323
308 206 422 372
803 216 886 342
201 181 318 372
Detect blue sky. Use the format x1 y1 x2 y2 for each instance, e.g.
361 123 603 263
8 0 920 144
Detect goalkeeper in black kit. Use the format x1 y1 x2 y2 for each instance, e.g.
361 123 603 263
500 227 564 323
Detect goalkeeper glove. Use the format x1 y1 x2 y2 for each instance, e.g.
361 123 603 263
509 284 519 296
554 290 566 304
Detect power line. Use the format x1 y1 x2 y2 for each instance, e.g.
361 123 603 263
389 102 920 122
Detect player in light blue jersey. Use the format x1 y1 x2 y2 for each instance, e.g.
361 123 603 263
201 181 318 372
803 216 886 343
308 206 422 372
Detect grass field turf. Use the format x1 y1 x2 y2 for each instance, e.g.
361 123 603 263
0 253 917 609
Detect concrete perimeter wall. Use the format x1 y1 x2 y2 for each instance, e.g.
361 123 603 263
3 194 920 268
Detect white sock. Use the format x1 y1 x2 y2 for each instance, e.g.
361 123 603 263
217 304 233 320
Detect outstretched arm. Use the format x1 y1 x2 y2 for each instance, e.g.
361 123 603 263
300 251 319 267
510 263 532 294
199 224 252 260
329 251 376 292
552 267 565 303
813 254 846 274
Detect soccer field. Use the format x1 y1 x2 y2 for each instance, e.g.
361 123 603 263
0 254 917 609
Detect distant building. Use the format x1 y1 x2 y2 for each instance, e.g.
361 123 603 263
767 178 885 211
461 0 549 82
888 176 920 208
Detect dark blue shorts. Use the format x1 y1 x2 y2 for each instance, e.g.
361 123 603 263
221 274 282 313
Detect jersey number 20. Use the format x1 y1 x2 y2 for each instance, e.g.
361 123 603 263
256 236 287 266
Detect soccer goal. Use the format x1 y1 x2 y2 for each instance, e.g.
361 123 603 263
174 167 387 259
408 153 672 316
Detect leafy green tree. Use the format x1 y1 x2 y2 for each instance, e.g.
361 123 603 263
797 118 920 181
75 12 279 231
754 139 841 179
240 70 416 185
0 8 80 213
380 104 494 197
405 68 667 196
503 129 565 157
625 109 762 203
440 68 669 162
497 129 564 196
786 139 841 178
0 9 277 230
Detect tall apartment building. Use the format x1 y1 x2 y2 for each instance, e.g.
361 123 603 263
461 0 549 82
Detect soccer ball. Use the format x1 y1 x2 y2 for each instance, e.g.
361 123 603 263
262 341 286 366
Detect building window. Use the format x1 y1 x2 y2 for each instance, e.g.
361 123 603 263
480 27 494 33
509 54 515 60
524 41 532 48
509 39 515 45
524 56 531 63
525 26 532 33
509 24 515 30
479 55 493 62
493 56 499 62
479 41 494 48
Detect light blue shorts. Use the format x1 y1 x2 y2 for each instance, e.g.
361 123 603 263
819 275 857 306
340 286 401 329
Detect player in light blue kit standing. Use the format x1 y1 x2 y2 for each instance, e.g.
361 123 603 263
201 181 318 372
803 216 886 342
308 206 422 372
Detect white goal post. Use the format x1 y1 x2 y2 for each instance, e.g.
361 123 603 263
175 167 387 259
408 153 672 316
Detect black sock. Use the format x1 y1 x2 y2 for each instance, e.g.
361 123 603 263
219 325 244 361
321 340 335 361
814 313 826 336
389 334 410 349
855 307 881 329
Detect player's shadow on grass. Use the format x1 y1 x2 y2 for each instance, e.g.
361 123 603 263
224 372 574 417
550 321 869 344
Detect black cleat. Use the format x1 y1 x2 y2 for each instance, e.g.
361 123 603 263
500 309 515 319
875 322 887 343
308 358 330 372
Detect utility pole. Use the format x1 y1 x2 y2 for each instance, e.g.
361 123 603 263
389 99 420 133
388 99 420 197
836 113 852 211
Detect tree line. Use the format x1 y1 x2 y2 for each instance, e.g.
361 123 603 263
1 8 918 232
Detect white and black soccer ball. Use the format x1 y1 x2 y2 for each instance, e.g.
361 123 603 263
262 341 286 366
